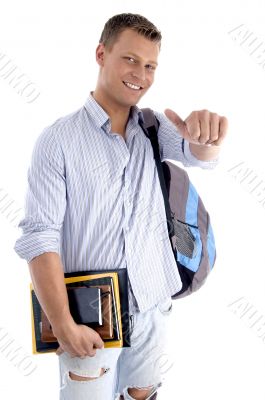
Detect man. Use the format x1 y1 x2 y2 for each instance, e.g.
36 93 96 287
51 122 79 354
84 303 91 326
14 13 228 400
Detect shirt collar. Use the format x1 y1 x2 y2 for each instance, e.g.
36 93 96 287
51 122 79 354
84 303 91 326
84 92 144 133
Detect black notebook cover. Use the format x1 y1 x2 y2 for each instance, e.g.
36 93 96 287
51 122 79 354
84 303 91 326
67 286 102 325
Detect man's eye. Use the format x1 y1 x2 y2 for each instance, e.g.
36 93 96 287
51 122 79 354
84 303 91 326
146 64 155 71
126 57 136 63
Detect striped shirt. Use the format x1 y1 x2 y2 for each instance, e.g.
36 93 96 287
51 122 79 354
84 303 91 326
14 93 218 314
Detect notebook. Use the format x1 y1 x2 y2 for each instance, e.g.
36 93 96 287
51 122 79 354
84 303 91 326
67 286 102 325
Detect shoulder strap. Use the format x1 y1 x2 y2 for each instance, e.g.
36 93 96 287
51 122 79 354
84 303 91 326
139 108 174 239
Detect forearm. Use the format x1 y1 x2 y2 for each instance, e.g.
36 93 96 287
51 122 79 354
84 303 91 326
28 252 75 335
189 142 221 161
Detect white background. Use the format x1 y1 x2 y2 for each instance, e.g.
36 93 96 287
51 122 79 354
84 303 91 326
0 0 265 398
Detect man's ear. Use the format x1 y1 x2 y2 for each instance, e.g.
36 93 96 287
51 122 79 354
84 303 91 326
96 43 105 66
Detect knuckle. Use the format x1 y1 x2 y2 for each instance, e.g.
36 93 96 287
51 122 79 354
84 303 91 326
220 115 228 124
200 109 210 117
211 112 219 118
191 130 200 139
190 110 198 118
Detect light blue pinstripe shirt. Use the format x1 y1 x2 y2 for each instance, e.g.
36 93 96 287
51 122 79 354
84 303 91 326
14 93 218 314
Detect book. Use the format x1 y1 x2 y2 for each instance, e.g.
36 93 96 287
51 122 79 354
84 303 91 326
30 269 130 354
65 277 121 342
64 268 131 348
41 284 114 342
67 286 103 325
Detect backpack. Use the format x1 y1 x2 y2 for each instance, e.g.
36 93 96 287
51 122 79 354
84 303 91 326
139 108 216 299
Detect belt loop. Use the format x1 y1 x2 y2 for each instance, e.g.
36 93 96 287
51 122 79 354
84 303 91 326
129 314 134 331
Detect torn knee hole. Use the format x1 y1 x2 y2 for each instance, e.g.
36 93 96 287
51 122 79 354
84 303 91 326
69 367 109 381
127 385 154 400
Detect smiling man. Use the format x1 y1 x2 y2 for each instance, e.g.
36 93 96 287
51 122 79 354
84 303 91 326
14 13 228 400
93 27 159 138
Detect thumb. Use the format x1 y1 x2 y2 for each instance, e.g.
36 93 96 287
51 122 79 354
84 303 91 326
164 108 189 139
94 335 104 349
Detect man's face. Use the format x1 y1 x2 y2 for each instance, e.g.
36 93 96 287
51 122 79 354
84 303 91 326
96 29 160 108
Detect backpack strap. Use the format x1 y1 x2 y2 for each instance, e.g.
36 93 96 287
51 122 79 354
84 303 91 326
139 108 175 239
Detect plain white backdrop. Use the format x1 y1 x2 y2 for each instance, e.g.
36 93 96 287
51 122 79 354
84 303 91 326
0 0 265 398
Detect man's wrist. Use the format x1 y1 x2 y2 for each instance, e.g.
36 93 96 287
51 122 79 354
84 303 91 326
50 311 76 338
189 142 221 161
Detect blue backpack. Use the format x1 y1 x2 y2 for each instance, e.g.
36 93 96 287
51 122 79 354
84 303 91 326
139 108 216 299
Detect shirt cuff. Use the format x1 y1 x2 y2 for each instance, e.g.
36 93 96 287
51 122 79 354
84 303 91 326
14 230 61 263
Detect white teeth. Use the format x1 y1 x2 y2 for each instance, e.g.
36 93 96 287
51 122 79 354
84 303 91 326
124 81 141 90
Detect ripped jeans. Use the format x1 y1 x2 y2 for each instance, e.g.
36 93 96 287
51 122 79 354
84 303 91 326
58 297 173 399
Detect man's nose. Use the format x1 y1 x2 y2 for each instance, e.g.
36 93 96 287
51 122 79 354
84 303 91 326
131 65 146 82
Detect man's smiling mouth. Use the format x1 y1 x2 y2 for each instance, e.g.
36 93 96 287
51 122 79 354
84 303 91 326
123 81 143 90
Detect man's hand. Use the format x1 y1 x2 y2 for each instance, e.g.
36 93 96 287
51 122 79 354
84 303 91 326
54 320 104 358
164 108 228 161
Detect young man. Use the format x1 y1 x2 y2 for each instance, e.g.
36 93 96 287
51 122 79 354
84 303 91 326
14 13 228 400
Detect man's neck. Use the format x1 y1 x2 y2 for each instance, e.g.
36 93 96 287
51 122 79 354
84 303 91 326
91 90 131 137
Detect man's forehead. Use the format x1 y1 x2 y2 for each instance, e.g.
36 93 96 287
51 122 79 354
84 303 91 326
112 29 160 61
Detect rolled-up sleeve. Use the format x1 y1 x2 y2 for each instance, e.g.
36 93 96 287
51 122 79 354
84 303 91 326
14 127 67 263
155 110 219 169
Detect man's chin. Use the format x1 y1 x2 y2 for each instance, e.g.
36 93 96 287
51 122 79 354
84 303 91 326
123 96 143 107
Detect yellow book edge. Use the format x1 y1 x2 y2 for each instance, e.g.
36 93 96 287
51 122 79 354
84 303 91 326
30 272 123 355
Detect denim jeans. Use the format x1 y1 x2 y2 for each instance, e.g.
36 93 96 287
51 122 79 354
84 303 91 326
58 297 173 399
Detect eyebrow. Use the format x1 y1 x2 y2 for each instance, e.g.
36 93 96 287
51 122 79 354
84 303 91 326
126 52 158 66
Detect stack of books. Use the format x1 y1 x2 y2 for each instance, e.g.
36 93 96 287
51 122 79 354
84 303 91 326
30 268 131 354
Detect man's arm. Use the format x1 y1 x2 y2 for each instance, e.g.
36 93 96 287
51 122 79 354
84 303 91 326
29 252 104 357
14 126 103 357
28 252 73 334
14 127 67 262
